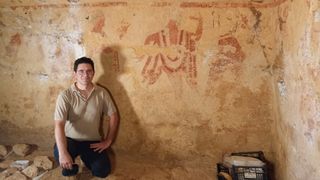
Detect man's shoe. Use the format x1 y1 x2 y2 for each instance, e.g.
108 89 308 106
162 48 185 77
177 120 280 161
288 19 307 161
62 164 79 176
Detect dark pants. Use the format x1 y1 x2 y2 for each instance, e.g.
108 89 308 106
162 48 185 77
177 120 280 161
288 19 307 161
54 137 111 178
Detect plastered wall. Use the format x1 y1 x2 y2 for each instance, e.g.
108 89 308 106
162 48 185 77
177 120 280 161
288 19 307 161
272 0 320 179
0 0 291 176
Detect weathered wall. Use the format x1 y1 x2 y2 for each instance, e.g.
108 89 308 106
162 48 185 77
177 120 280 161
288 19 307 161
0 0 281 168
273 0 320 179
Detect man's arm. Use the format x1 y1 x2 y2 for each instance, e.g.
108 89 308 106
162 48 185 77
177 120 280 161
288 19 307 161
90 112 119 153
55 120 73 169
104 112 119 145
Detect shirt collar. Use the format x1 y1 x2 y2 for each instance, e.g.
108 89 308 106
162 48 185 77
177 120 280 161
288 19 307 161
71 82 96 93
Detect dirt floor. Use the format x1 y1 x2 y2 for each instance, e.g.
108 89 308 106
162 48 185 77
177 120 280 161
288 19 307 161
1 148 215 180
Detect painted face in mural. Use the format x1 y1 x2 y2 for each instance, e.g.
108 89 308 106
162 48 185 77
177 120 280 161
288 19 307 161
74 63 95 86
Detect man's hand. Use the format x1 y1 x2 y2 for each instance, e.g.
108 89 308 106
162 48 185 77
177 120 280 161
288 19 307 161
90 113 118 153
55 120 73 169
90 139 112 153
59 152 73 169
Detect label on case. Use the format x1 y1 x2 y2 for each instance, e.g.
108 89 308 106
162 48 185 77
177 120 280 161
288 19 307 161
244 172 257 178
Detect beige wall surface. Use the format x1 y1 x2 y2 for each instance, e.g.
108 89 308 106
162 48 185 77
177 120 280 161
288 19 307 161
3 0 317 179
272 0 320 179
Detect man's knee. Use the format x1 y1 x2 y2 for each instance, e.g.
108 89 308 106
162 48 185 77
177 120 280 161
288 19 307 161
92 166 111 178
92 169 110 178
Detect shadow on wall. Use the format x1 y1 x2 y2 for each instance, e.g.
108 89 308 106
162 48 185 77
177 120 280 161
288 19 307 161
96 46 148 162
97 45 145 150
97 46 181 163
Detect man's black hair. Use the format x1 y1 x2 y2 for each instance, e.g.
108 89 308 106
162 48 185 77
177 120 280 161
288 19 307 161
74 57 95 72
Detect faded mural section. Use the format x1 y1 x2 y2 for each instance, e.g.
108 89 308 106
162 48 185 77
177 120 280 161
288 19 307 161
272 0 320 179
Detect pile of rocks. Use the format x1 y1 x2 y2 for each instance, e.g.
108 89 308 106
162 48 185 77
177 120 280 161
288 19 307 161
0 144 53 180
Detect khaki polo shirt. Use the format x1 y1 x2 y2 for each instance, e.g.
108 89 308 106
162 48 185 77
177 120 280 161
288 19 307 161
54 83 116 141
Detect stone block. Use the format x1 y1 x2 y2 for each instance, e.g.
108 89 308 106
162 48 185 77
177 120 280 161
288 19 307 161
0 160 13 169
22 165 39 178
0 145 8 157
12 144 32 157
1 167 18 177
10 160 30 170
34 156 53 170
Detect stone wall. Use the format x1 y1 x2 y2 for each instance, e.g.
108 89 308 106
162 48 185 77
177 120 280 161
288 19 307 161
0 0 287 176
272 0 320 179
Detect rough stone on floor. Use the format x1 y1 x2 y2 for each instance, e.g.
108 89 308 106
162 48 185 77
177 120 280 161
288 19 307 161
34 156 53 170
12 144 32 157
22 165 39 178
0 145 8 157
1 167 18 177
0 159 13 169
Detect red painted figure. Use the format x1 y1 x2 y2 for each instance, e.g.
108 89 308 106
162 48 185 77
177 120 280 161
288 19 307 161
207 35 245 86
141 16 202 87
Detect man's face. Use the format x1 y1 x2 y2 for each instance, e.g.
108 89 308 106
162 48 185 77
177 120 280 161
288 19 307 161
74 63 94 86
